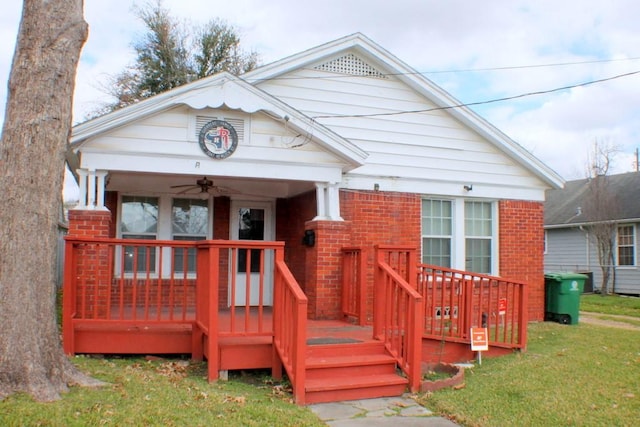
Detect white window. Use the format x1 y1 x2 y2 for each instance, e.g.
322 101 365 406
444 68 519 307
617 225 635 266
465 201 493 274
172 198 208 273
421 198 497 274
421 199 452 268
121 196 159 273
119 195 211 275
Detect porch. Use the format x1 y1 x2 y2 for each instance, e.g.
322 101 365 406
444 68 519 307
63 238 527 404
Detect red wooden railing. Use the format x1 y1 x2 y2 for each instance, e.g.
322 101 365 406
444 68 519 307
272 250 308 404
63 237 283 359
417 264 528 349
373 246 423 392
341 247 366 325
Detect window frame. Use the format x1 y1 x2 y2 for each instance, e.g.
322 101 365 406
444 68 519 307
616 224 636 267
421 198 453 268
420 197 498 275
117 193 213 277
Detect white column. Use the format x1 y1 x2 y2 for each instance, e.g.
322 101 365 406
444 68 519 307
313 182 343 221
76 169 88 209
95 170 108 210
87 170 96 208
72 169 109 211
327 182 343 221
314 183 328 220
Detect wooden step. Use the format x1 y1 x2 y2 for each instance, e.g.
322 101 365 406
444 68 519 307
304 374 408 404
303 340 408 404
305 353 398 380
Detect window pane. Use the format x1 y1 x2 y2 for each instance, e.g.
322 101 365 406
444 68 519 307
172 199 208 235
422 237 451 268
122 234 156 273
173 236 205 273
237 208 265 273
465 239 491 274
422 199 452 268
465 201 492 237
121 196 158 233
617 225 635 266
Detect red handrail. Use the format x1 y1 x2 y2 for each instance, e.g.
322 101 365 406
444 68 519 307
273 249 308 404
374 246 423 392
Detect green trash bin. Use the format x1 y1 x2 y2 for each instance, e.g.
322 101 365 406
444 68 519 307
544 273 587 325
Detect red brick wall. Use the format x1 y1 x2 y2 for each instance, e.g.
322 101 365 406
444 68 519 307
340 190 422 322
498 200 545 322
298 190 421 321
67 209 111 239
67 209 112 317
276 191 316 294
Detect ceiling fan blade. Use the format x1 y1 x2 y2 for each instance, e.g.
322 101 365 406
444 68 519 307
176 186 198 195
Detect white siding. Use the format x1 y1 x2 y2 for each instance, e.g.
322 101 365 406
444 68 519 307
79 105 348 183
546 226 640 295
257 65 548 200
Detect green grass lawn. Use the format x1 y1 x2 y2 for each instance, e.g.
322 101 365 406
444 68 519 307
0 357 324 427
418 295 640 426
581 293 640 318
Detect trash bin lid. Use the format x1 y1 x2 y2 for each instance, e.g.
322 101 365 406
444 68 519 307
544 272 589 281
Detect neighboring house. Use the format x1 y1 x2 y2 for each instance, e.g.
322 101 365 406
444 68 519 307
64 33 562 403
544 172 640 295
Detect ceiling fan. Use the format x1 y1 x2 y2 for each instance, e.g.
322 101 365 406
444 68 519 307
170 176 235 195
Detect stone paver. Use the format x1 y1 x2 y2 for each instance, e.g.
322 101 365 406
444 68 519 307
308 394 458 427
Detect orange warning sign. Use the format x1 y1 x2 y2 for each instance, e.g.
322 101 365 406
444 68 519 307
470 327 488 351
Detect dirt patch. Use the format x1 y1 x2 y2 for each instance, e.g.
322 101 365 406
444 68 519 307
579 312 640 331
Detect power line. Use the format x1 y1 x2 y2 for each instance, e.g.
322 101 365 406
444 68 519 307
246 55 640 83
311 70 640 120
424 56 640 74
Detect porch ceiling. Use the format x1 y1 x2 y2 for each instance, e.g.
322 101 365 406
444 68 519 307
107 172 316 199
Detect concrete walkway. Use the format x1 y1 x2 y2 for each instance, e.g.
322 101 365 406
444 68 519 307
309 394 458 426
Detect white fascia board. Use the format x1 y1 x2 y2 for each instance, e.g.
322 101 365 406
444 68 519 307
71 74 229 146
80 151 343 183
342 175 547 202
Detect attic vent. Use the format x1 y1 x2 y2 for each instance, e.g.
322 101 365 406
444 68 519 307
196 116 244 142
314 53 388 79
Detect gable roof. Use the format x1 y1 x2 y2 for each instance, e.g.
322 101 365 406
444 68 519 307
70 72 368 168
242 33 564 190
545 172 640 227
70 33 562 189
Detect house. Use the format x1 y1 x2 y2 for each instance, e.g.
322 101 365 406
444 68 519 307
544 172 640 295
64 33 562 404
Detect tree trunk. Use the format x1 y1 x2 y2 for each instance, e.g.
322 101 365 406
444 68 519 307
0 0 101 401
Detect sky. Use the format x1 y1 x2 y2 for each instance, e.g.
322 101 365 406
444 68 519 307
2 0 640 189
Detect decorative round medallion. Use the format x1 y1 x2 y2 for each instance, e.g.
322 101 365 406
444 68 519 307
198 120 239 159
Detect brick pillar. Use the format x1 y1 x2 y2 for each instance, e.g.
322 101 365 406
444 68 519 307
67 209 112 318
67 209 112 238
304 220 351 320
498 200 545 322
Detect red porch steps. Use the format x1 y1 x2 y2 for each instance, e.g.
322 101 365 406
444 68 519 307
304 341 408 404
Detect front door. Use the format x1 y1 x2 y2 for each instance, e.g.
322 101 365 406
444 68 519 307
229 201 274 306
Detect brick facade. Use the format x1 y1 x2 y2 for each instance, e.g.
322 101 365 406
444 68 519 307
67 209 112 317
498 200 545 322
66 192 546 322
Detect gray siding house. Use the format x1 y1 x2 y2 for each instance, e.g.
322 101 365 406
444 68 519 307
544 172 640 295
